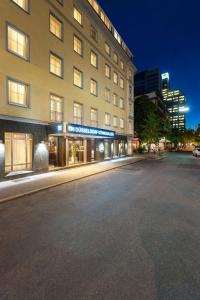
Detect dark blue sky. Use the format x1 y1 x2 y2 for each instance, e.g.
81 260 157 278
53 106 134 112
98 0 200 129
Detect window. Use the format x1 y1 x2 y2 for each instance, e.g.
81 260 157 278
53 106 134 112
91 51 98 68
90 79 98 96
74 35 82 56
113 52 118 64
105 113 111 126
105 88 111 102
50 94 63 122
105 42 111 55
50 13 63 40
12 0 29 12
114 72 118 85
88 0 99 13
7 24 29 60
105 64 111 78
56 0 63 5
50 52 63 78
91 26 98 42
91 108 98 127
73 102 83 124
120 97 125 109
120 118 125 129
113 116 118 127
120 77 124 89
74 7 82 25
113 93 118 106
120 60 124 70
7 78 29 107
74 68 83 88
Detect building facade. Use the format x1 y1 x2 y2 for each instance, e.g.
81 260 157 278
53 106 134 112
134 68 161 96
0 0 135 176
162 73 186 131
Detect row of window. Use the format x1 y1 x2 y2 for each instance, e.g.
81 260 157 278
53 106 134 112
5 77 126 128
6 22 125 91
11 0 130 77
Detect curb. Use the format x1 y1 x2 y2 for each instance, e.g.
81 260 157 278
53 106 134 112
0 158 144 204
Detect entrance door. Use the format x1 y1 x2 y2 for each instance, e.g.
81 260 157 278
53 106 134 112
69 140 84 165
5 132 32 172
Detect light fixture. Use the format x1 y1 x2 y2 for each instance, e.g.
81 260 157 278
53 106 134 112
179 106 190 112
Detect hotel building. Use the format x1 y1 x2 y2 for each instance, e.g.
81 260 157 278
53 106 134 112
0 0 135 176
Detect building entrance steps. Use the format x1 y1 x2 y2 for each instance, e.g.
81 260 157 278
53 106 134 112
0 157 143 203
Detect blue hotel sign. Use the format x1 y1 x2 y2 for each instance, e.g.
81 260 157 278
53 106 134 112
67 124 115 138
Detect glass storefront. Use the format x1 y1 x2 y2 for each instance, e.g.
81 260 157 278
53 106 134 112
48 136 58 167
5 132 32 172
69 140 84 165
119 141 126 157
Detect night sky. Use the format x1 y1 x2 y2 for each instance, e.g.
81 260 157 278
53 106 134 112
98 0 200 129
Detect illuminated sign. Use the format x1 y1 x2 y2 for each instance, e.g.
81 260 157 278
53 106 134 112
161 72 169 80
67 124 115 138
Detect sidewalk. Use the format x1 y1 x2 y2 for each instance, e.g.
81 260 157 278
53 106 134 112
0 157 143 203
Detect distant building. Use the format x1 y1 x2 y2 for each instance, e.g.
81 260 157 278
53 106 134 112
162 88 186 131
161 73 170 90
135 69 161 96
134 69 168 117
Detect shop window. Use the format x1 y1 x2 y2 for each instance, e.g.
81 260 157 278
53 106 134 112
5 132 32 172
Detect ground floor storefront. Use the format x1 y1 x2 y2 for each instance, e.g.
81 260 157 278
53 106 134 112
0 120 133 177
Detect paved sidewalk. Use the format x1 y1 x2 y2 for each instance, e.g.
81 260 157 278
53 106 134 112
0 157 143 203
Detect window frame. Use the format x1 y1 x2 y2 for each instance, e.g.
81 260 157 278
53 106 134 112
90 50 98 68
105 64 111 79
90 78 98 96
90 107 98 127
49 51 64 79
73 101 83 125
6 22 30 61
73 6 83 26
11 0 30 13
73 67 83 89
50 93 64 123
7 76 30 108
49 12 64 41
73 34 83 56
105 112 111 126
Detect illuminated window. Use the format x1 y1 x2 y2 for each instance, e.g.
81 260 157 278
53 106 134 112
74 35 82 55
50 94 63 122
91 108 98 127
12 0 29 12
114 72 118 85
120 97 124 109
8 78 29 107
113 52 118 64
7 24 29 60
74 68 83 88
113 93 118 106
50 13 63 40
90 79 98 96
105 113 111 126
74 7 82 25
105 88 111 102
105 64 111 78
105 42 111 55
120 118 125 129
120 77 124 89
73 102 83 124
50 52 63 78
113 116 118 127
91 51 98 68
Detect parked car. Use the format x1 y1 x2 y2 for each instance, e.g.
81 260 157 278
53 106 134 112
193 148 200 157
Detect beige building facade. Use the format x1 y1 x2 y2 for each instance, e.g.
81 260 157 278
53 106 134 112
0 0 136 175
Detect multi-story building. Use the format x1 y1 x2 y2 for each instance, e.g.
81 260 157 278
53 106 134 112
134 69 168 117
162 88 186 131
134 68 161 96
0 0 135 176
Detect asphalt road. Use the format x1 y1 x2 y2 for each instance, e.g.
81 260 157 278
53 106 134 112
1 153 200 300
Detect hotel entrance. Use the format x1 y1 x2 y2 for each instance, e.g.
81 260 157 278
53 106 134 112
68 139 84 165
5 132 32 173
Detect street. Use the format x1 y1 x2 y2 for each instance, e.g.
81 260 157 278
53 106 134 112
0 153 200 300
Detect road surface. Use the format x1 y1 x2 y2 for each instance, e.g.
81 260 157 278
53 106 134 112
0 153 200 300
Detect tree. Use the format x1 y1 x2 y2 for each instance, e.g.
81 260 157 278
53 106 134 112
141 111 161 152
